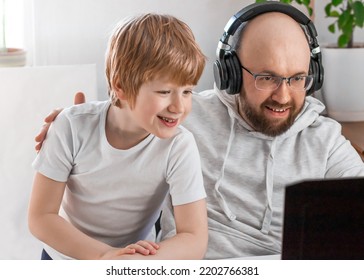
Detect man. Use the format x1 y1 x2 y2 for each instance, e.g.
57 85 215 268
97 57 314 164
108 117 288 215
35 3 364 259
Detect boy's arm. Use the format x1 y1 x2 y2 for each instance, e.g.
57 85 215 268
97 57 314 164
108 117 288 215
116 198 208 260
28 172 155 259
158 199 208 259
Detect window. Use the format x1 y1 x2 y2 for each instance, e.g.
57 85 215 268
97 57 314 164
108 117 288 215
1 0 25 49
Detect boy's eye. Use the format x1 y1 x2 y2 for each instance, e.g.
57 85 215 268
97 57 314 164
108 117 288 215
183 90 193 95
157 91 170 95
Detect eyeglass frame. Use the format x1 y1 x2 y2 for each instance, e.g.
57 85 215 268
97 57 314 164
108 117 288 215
241 64 313 92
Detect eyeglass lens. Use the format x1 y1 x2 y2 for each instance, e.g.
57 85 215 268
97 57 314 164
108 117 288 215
255 75 313 91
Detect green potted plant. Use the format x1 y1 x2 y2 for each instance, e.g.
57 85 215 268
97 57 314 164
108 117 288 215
321 1 364 121
0 0 27 67
325 0 364 48
256 0 364 121
256 0 363 47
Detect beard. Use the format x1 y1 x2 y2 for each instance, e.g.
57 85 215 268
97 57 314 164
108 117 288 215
239 92 303 137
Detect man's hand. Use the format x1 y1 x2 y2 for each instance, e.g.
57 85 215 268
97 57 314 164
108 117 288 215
35 92 86 152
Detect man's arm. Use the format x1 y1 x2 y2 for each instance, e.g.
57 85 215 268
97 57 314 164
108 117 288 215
35 92 86 152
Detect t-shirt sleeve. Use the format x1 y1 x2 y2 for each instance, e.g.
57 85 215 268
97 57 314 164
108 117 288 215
32 110 74 182
166 129 206 206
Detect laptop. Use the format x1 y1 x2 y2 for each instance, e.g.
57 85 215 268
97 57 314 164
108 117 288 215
281 177 364 260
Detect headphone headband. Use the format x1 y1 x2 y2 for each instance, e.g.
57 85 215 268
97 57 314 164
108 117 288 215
229 2 312 31
219 2 317 50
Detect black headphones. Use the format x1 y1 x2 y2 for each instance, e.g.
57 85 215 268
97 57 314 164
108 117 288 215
213 1 324 95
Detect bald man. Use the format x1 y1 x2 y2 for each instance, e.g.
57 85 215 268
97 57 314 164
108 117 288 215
35 3 364 259
159 6 364 259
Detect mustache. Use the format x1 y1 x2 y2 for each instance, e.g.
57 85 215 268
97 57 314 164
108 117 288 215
262 100 293 109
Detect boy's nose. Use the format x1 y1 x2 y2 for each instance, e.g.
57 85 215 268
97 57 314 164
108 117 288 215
169 95 185 113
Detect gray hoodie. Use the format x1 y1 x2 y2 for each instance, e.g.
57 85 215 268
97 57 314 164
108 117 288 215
160 86 364 259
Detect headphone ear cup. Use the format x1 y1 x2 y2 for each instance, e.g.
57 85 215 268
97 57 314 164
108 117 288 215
314 54 324 93
213 56 229 91
307 56 324 95
225 51 242 95
307 48 324 95
307 59 316 95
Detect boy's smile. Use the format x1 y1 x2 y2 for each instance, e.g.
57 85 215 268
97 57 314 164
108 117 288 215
158 116 179 127
106 77 193 149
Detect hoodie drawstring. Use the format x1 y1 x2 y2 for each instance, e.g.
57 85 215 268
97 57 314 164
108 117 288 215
261 139 276 234
214 114 237 221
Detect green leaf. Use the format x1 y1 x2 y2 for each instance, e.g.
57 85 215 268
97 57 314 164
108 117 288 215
342 17 354 36
332 0 343 7
338 34 349 48
338 10 351 29
325 3 332 17
329 11 341 18
328 23 336 33
353 1 364 27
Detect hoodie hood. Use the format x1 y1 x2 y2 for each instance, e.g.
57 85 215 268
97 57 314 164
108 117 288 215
213 85 326 233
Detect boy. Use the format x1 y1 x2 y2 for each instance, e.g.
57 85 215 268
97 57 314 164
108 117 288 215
28 13 207 260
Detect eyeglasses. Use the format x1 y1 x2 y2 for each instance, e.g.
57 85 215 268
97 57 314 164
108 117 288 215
241 65 313 92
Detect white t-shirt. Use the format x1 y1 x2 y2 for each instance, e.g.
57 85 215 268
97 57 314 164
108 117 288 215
32 100 206 260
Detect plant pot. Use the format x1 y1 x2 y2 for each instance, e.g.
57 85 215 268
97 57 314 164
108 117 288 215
321 46 364 122
0 48 27 67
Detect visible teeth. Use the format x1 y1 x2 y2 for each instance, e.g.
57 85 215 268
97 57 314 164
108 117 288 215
161 117 175 123
271 108 286 112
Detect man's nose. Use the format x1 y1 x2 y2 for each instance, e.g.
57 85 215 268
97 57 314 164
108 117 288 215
271 79 291 104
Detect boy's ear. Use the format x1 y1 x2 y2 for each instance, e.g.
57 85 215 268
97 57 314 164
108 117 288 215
113 84 127 100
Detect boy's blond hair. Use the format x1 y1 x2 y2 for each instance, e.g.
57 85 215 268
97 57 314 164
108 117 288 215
105 13 206 108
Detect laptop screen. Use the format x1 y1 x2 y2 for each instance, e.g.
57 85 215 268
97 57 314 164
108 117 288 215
281 177 364 260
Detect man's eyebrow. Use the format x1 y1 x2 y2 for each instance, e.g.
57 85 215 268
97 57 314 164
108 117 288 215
258 69 308 76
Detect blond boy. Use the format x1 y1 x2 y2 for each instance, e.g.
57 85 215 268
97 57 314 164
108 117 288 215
28 13 207 260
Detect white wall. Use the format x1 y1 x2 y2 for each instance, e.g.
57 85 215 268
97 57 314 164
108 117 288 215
0 65 98 259
31 0 253 100
29 0 364 101
28 0 307 99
